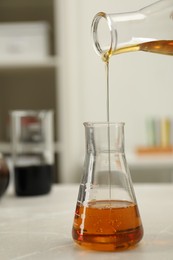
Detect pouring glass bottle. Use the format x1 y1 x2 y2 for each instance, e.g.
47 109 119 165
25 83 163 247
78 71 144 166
91 0 173 61
72 122 143 251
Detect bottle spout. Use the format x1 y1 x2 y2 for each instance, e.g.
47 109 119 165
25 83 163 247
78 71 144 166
91 12 117 58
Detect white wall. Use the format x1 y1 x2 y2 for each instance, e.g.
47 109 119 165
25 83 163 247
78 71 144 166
58 0 173 182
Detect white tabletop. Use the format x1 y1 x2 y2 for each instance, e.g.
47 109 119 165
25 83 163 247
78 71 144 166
0 183 173 260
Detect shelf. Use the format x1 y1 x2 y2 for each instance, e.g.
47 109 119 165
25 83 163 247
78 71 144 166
0 56 59 70
127 152 173 169
0 141 62 154
136 146 173 155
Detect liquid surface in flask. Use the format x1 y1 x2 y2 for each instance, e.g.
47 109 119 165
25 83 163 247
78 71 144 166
72 200 143 251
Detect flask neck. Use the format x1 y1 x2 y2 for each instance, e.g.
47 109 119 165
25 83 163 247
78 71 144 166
91 0 173 59
84 122 125 154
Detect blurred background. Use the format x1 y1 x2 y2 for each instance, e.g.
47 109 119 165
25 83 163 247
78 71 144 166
1 0 173 184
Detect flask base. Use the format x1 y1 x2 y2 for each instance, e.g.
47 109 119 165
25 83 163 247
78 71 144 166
72 225 143 251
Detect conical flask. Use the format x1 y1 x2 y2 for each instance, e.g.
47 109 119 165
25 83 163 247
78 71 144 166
72 122 143 251
91 0 173 61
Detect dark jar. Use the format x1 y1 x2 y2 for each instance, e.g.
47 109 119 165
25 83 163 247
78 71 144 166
0 153 10 197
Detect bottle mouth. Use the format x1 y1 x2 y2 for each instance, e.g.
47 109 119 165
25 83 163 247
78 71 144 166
91 12 117 57
84 122 125 128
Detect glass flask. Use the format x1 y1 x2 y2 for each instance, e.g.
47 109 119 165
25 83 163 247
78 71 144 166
91 0 173 61
10 110 54 196
72 122 143 251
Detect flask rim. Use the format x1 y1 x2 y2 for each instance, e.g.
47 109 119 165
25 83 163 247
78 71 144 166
83 122 125 127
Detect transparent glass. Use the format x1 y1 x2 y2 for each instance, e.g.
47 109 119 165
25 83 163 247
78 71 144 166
10 110 54 196
72 122 143 251
91 0 173 61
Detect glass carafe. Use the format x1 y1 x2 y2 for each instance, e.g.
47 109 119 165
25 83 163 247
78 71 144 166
72 122 143 251
91 0 173 61
0 153 10 198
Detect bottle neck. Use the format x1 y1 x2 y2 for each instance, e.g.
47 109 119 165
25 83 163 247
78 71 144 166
84 122 125 154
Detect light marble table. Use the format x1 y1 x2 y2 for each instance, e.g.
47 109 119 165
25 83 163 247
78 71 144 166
0 184 173 260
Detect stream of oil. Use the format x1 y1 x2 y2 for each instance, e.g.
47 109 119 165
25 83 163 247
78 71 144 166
102 39 173 202
105 60 112 202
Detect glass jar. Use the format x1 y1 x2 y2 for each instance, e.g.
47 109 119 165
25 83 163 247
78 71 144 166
10 110 54 196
